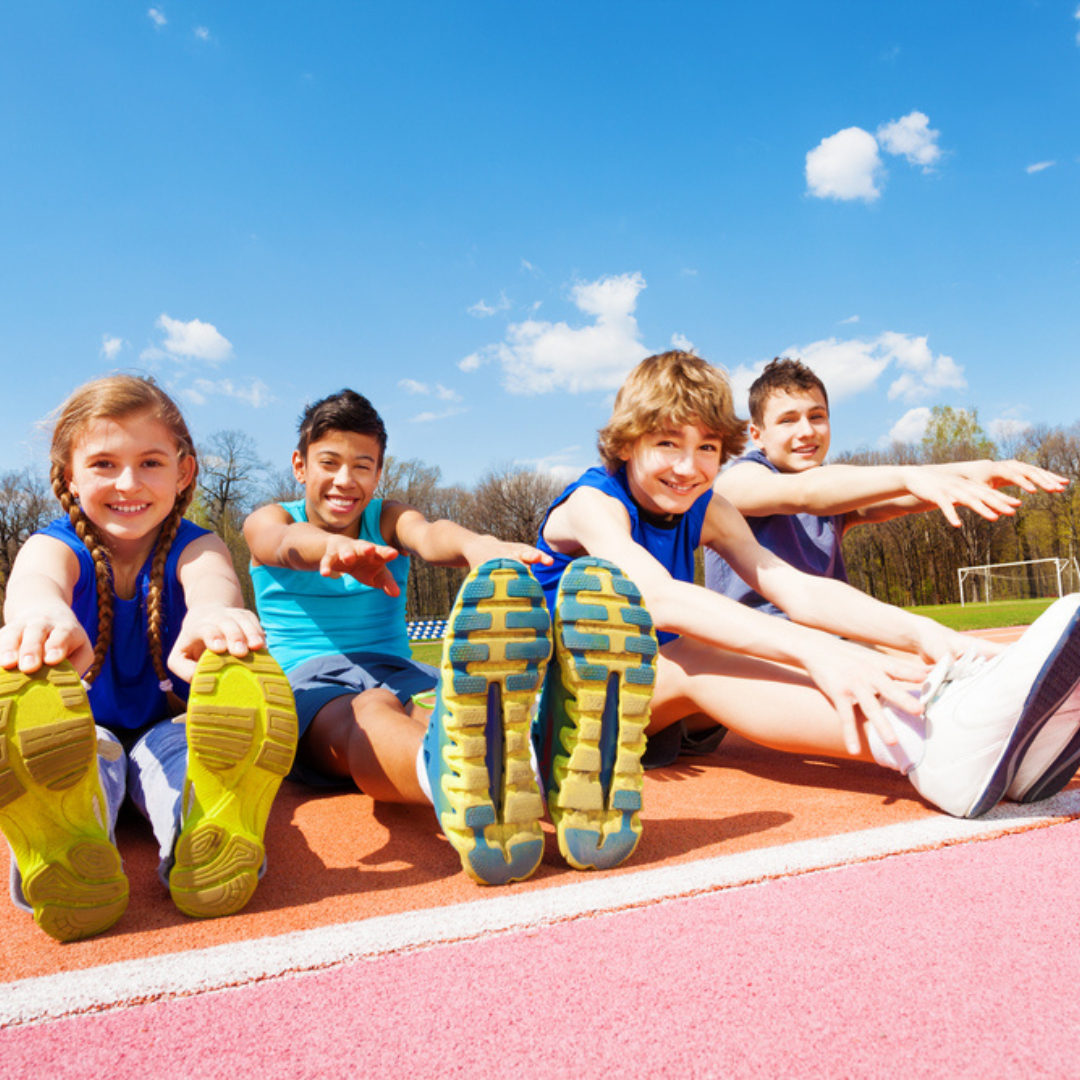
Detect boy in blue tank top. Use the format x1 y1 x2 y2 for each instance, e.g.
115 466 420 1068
245 389 560 887
531 351 1080 870
705 358 1066 614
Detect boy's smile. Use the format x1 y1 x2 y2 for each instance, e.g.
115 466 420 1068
294 430 383 536
751 388 831 473
621 422 722 516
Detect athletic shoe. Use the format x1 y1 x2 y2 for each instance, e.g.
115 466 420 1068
540 558 657 871
423 559 551 886
170 650 298 918
1005 595 1080 802
0 662 128 942
908 593 1080 818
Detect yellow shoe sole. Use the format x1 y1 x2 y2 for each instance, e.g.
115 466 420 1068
0 662 127 942
169 650 298 919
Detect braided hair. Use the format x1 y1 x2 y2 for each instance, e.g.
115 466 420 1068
49 375 199 699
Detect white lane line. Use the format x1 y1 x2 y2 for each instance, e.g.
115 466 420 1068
4 790 1079 1027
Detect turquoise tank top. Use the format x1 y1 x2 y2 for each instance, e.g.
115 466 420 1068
250 499 411 672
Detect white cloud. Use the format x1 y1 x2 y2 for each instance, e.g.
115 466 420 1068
806 127 883 202
876 111 942 172
521 259 539 275
517 447 590 483
730 332 965 409
889 407 932 444
468 292 511 318
181 378 272 408
839 315 859 325
399 378 462 403
460 272 649 394
1075 3 1080 46
194 26 209 41
671 332 695 352
1026 161 1055 174
100 335 123 360
152 313 233 364
147 8 166 27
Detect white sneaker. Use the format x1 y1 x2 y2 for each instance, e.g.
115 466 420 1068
908 594 1080 818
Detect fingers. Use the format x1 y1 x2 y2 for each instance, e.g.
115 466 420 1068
0 620 88 673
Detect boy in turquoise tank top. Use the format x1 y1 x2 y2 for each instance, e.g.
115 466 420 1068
530 350 1080 870
245 389 560 886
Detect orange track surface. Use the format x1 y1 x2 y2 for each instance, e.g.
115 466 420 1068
3 625 1052 985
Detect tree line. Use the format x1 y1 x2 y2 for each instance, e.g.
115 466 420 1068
1 406 1078 620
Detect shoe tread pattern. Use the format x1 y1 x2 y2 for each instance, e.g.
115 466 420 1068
434 559 551 885
170 651 298 918
548 557 657 871
0 663 127 942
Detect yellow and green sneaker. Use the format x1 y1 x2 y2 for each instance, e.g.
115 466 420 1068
0 662 128 942
423 559 551 885
542 558 658 871
170 650 298 918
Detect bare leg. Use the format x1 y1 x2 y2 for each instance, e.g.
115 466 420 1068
650 636 877 763
302 688 428 803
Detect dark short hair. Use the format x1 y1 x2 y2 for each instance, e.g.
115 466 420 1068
748 358 829 426
297 389 388 463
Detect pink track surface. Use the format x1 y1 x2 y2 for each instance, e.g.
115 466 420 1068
4 624 1080 1077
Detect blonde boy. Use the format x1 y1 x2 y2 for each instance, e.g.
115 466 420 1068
530 352 1080 869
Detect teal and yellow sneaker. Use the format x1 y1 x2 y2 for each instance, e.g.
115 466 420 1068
541 558 657 871
170 650 298 918
0 662 128 942
423 559 551 885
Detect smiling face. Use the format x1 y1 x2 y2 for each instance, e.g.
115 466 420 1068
67 411 195 555
620 421 723 517
750 388 831 473
293 429 383 535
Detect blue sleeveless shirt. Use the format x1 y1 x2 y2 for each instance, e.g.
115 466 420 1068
39 515 209 731
533 466 711 646
703 448 848 617
250 498 411 672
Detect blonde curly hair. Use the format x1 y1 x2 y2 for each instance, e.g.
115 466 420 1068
597 351 748 472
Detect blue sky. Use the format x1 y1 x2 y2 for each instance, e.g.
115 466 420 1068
2 2 1078 489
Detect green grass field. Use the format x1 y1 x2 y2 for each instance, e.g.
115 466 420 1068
407 596 1060 660
903 596 1055 632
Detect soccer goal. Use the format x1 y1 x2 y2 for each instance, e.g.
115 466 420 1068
957 557 1080 606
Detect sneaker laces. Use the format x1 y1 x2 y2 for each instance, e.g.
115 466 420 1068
920 647 992 710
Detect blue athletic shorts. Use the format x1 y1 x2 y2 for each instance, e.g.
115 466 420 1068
286 651 439 786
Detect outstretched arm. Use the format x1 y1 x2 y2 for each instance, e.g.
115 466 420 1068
386 504 553 570
243 503 401 595
0 535 92 674
545 487 940 754
169 534 267 683
718 457 1067 532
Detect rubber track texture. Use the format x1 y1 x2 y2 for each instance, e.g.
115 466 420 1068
170 650 298 918
430 559 551 886
0 662 127 942
546 557 657 871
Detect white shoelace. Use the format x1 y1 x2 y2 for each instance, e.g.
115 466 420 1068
919 648 991 710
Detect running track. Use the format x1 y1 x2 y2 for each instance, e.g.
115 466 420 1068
4 626 1080 1077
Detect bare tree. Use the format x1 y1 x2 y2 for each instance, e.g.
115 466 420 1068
468 463 564 546
0 469 52 613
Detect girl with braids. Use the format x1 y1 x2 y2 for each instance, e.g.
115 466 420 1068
0 374 298 941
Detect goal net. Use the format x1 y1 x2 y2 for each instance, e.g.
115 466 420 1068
957 557 1080 606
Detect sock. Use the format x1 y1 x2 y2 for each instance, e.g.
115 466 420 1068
416 743 433 805
866 699 927 776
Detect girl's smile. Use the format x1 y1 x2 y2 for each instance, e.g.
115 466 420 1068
68 411 194 559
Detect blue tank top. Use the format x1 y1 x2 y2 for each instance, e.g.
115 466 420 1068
250 498 411 672
533 466 711 646
703 448 848 617
39 515 209 731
